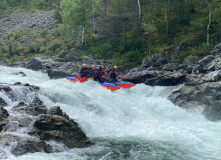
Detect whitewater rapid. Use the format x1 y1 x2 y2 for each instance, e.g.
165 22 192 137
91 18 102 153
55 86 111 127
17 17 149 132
0 67 221 160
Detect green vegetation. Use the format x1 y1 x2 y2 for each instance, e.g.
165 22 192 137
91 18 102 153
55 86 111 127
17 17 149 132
0 0 221 67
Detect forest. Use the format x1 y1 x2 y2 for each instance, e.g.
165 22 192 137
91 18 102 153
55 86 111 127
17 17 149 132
0 0 221 67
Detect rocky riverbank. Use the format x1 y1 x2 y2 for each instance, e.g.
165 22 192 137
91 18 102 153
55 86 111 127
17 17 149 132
7 43 220 121
0 82 92 156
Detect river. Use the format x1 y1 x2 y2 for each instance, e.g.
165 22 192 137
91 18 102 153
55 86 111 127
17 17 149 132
0 67 221 160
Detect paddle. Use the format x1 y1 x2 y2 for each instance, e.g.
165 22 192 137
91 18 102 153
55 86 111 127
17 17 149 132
79 77 86 83
71 77 79 83
121 77 123 81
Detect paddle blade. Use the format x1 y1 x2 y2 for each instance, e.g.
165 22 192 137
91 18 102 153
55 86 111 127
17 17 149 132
79 77 86 83
121 77 123 81
70 77 79 83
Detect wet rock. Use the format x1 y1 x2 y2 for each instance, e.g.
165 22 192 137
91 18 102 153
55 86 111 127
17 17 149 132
18 117 33 127
11 139 53 156
168 81 221 121
14 72 26 77
12 103 47 116
32 114 92 148
0 149 7 159
0 106 9 121
0 97 7 107
47 106 63 116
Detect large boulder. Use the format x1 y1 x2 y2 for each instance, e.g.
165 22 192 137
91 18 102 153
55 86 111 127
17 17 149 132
32 114 92 148
27 57 44 70
168 81 221 121
124 70 186 86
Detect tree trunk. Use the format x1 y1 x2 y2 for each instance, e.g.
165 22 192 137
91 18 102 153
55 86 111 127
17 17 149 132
148 0 154 55
166 0 170 43
206 0 211 44
137 0 141 37
82 27 85 50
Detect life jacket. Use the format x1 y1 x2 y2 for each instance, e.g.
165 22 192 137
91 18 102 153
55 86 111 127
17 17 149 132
89 69 95 77
80 68 87 77
92 69 100 79
109 69 117 78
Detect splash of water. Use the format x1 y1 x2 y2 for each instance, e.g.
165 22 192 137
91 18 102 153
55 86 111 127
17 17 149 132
0 67 221 160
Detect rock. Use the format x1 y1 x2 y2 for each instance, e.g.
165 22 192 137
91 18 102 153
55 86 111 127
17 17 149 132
124 70 186 86
18 117 33 127
183 55 199 66
12 103 47 116
47 106 63 116
168 81 221 121
0 11 55 39
211 43 221 56
11 139 53 156
0 97 7 107
203 57 221 71
0 106 9 121
198 55 214 72
32 114 92 148
162 63 179 71
13 72 26 77
27 57 43 70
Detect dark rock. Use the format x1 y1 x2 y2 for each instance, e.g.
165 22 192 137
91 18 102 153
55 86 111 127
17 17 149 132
0 85 12 93
11 139 53 156
124 70 186 86
13 103 47 116
47 106 63 116
0 106 9 121
27 57 43 70
0 97 7 107
14 72 26 77
32 114 92 148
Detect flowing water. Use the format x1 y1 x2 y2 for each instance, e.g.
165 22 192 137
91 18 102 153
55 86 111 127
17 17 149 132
0 67 221 160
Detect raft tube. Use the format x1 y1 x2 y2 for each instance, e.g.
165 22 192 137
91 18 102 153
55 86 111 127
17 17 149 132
115 81 135 89
67 77 120 91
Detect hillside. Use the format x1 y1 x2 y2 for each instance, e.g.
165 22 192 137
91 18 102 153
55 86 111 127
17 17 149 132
0 0 221 68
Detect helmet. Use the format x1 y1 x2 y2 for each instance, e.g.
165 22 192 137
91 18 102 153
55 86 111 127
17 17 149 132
82 64 86 67
100 66 104 69
91 65 95 68
113 66 117 69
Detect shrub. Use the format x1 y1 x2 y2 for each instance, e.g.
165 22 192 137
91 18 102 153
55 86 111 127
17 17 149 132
49 40 62 51
26 43 40 53
40 29 49 38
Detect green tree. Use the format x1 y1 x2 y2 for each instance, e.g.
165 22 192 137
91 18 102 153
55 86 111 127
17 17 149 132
60 0 100 50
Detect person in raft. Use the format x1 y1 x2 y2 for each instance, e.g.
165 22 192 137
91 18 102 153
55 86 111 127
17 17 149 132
79 64 88 78
93 66 106 83
87 65 96 78
109 66 118 82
